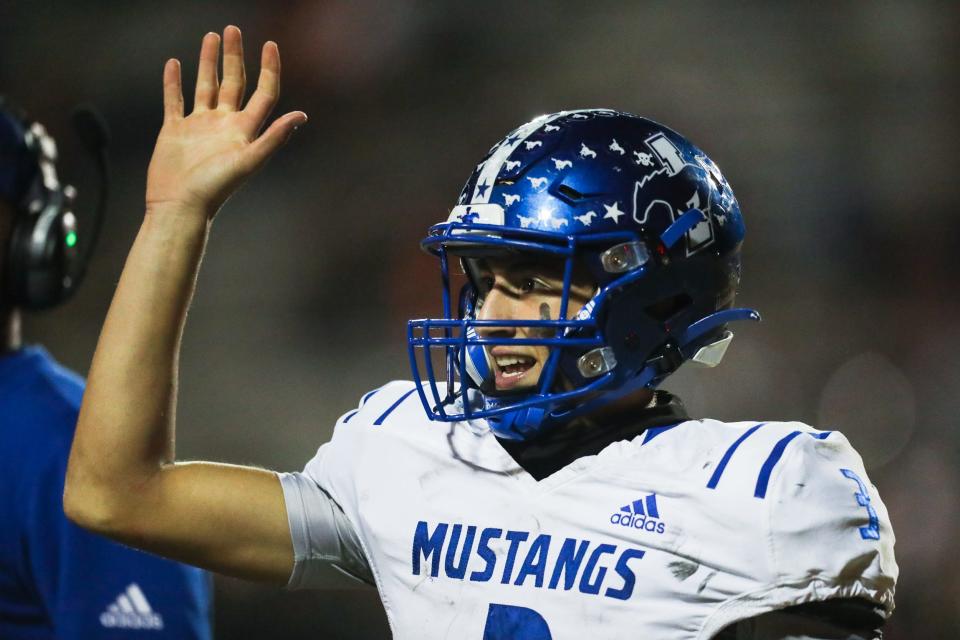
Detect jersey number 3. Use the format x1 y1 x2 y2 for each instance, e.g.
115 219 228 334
840 468 881 540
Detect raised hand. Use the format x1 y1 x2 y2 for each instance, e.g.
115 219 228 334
145 26 307 218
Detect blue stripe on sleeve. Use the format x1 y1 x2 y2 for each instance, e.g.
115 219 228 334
706 422 768 489
374 388 418 426
361 387 383 406
341 387 384 423
753 430 833 498
753 430 803 498
641 423 680 445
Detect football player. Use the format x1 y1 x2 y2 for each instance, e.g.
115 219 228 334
65 27 897 639
0 99 212 637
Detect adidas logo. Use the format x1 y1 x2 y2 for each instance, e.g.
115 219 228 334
99 583 164 630
609 493 666 534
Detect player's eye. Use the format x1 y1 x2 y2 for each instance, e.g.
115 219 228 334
518 276 552 294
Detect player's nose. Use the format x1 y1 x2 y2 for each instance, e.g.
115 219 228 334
475 285 518 338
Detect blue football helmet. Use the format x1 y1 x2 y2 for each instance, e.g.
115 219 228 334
408 109 759 440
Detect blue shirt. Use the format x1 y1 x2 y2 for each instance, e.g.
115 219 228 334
0 346 212 639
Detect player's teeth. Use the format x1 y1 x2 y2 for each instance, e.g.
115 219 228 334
495 356 533 368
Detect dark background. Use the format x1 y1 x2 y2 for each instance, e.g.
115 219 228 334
2 1 957 637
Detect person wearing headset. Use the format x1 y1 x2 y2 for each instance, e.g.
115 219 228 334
63 28 895 640
0 99 212 639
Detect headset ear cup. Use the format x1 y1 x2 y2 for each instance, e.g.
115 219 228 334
3 212 30 306
1 102 94 311
5 201 70 310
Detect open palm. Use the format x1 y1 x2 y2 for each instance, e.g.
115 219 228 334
146 26 307 218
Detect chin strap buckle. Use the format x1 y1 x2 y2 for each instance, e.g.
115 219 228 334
689 331 734 367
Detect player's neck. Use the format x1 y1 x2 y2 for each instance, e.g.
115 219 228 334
1 307 22 354
568 387 657 431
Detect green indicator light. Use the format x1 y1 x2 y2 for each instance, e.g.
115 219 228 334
65 231 78 248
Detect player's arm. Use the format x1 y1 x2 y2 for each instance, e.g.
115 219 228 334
63 26 308 583
32 448 211 639
719 431 896 639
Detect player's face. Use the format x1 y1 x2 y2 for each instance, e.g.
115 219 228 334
473 256 595 393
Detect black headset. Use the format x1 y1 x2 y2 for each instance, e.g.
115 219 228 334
0 97 109 310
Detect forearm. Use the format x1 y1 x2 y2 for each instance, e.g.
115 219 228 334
64 28 305 579
66 207 209 520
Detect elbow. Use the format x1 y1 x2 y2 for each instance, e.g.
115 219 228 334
63 457 134 537
64 419 163 540
63 471 117 534
62 490 94 529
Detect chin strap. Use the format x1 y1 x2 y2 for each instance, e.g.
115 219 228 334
486 307 761 440
462 325 493 387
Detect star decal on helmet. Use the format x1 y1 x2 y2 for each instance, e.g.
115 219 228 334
603 201 625 223
474 180 491 200
413 109 754 440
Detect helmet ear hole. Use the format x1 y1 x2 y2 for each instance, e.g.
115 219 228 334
645 293 693 322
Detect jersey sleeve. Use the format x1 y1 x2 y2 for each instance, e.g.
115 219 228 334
27 445 212 639
278 383 408 589
764 430 897 614
278 453 373 588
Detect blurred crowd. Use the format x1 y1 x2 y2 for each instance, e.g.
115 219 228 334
2 1 957 637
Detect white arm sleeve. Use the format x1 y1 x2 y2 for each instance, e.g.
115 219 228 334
278 470 373 588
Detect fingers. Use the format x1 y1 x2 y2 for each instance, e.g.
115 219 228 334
242 41 281 134
245 111 308 171
193 32 221 112
217 25 246 111
162 59 184 122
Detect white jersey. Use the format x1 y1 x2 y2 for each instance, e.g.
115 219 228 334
283 381 897 640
